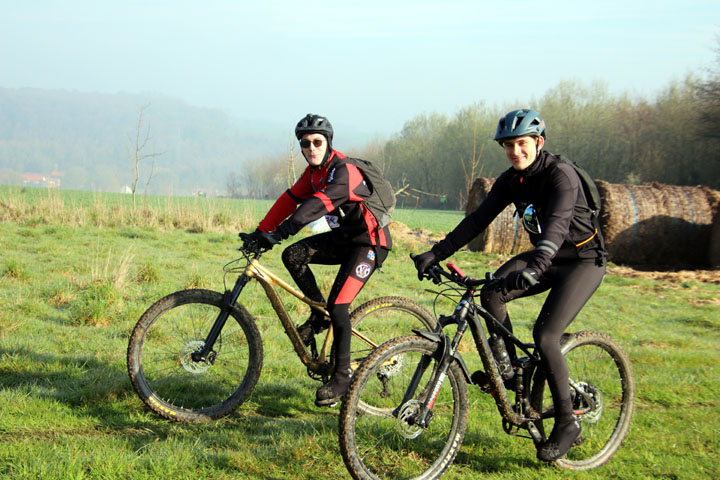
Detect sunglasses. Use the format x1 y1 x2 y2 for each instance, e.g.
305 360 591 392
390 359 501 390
300 138 325 149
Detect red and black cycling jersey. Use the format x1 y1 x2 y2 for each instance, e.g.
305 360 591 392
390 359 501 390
257 150 392 250
432 150 605 276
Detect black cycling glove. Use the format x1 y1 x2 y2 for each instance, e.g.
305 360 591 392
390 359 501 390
413 251 438 281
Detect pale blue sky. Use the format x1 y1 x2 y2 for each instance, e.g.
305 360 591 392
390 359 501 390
1 0 718 142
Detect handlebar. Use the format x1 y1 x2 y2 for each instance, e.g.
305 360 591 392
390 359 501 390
238 234 268 258
410 253 499 289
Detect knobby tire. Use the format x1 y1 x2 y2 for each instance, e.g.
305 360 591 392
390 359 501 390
339 335 468 480
127 289 263 422
530 330 635 469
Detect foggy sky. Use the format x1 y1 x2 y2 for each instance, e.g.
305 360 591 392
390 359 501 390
1 0 717 144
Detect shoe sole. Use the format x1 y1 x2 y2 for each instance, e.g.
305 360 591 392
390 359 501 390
315 399 340 408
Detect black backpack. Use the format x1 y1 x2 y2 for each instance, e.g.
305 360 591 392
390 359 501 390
345 157 396 228
553 155 606 253
554 155 601 216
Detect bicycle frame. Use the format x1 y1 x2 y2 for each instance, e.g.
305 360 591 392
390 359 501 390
191 250 381 378
410 270 547 443
465 297 544 432
245 258 332 373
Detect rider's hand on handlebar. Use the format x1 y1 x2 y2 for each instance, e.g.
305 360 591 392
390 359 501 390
239 229 282 251
503 269 539 291
239 230 260 247
412 251 438 281
257 231 281 250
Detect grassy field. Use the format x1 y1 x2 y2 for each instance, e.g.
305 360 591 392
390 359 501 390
1 186 718 479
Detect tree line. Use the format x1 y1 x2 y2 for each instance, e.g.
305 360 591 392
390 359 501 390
244 46 720 210
372 75 720 209
2 50 718 208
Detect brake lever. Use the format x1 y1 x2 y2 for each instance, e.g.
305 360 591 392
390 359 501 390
237 235 261 254
484 272 504 289
425 265 443 284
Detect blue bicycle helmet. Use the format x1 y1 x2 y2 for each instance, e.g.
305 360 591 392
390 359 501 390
494 109 546 144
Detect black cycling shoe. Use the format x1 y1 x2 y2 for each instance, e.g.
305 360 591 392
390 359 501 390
537 418 582 462
297 312 331 346
315 367 352 407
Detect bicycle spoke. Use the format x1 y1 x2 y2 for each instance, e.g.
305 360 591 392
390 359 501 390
532 331 634 470
127 290 263 421
340 336 468 480
348 297 436 417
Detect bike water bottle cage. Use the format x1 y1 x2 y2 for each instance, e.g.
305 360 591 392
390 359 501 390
522 204 541 235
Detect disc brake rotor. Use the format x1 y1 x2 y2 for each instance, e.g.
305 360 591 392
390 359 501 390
397 400 424 439
377 353 405 377
574 382 604 424
180 340 210 374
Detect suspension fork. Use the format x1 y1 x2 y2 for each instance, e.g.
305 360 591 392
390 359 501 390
401 297 472 427
190 273 251 363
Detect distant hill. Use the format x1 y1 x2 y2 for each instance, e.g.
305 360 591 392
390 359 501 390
0 87 287 195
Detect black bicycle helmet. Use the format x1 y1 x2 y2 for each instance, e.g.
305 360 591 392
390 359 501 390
295 114 334 142
494 109 546 144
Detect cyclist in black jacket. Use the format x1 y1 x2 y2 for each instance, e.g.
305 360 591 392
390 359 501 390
241 114 392 407
414 109 606 462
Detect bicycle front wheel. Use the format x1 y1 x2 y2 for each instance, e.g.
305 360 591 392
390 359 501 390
127 289 263 421
530 330 635 469
339 336 468 480
349 296 436 416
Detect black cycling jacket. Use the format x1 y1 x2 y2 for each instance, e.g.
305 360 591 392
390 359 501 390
432 150 606 276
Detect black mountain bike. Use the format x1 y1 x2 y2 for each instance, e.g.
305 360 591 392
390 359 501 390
339 260 634 479
127 241 435 422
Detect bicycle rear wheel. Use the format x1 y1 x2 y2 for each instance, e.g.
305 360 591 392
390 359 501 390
349 296 435 356
339 336 468 480
127 289 263 421
348 297 436 416
530 330 635 469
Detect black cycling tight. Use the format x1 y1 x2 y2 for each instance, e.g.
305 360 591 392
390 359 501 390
480 252 605 412
281 232 385 357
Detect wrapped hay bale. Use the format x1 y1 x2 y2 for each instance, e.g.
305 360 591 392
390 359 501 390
597 180 719 266
465 178 534 254
707 190 720 268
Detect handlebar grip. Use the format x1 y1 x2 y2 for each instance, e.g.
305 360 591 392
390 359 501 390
521 271 540 287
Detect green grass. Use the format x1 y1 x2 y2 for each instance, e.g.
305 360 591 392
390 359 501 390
0 187 719 479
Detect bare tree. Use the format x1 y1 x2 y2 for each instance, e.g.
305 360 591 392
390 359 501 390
696 35 720 140
128 103 163 208
226 171 242 198
458 123 485 209
287 136 298 188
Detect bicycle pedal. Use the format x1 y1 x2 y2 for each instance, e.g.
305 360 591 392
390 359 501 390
573 433 585 447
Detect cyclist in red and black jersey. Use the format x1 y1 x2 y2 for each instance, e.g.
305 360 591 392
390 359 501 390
414 109 607 462
242 114 392 406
